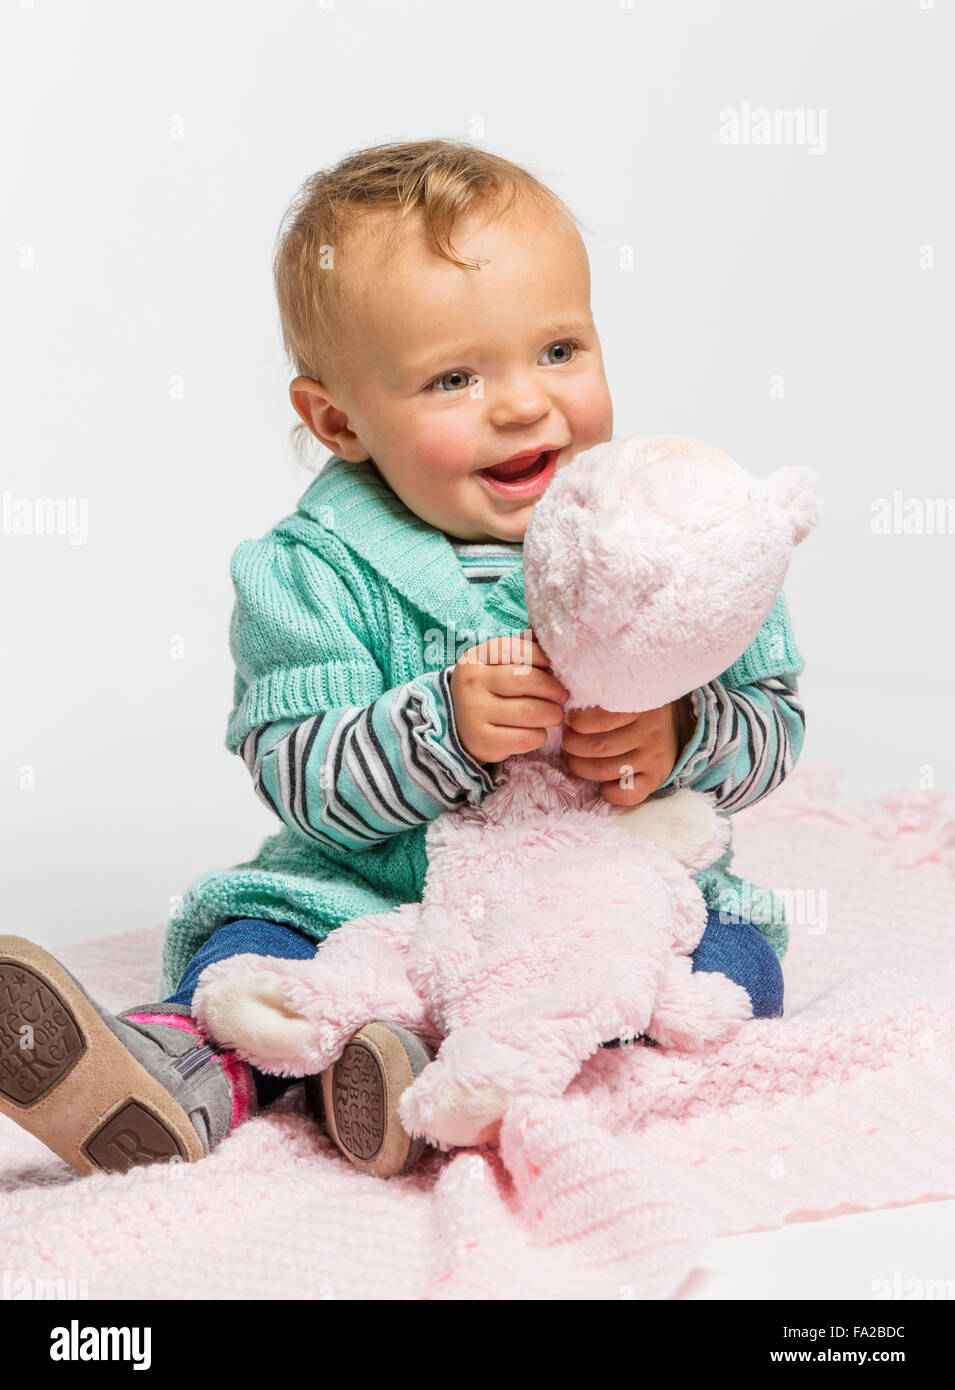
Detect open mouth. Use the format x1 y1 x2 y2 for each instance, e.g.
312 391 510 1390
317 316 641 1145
477 449 558 492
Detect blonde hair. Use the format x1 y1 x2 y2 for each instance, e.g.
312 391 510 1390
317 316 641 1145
272 138 586 459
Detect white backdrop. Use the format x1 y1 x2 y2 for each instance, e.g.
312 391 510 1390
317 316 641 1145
2 0 952 948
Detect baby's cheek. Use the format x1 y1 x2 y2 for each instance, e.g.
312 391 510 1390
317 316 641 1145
413 420 481 482
568 382 614 450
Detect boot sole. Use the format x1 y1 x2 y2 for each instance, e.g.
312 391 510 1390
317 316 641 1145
311 1021 432 1179
0 935 205 1175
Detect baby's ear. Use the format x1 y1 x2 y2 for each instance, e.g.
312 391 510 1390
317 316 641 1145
765 466 823 544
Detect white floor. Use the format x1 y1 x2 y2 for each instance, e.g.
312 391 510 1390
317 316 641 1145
682 1197 955 1301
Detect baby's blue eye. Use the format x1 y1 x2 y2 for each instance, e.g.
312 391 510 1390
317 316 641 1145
432 369 471 393
540 340 577 365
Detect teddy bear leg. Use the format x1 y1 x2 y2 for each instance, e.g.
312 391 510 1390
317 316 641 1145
397 1003 610 1151
646 953 752 1050
192 911 433 1076
397 1028 530 1150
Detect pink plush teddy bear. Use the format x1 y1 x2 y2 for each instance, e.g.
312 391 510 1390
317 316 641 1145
193 435 820 1151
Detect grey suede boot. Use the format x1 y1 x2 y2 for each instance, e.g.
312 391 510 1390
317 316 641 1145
306 1019 434 1179
0 935 248 1175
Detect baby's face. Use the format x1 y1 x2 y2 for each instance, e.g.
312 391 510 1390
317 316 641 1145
297 201 614 541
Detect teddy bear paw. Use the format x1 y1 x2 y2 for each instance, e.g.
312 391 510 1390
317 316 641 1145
399 1068 510 1150
397 1030 546 1149
200 972 315 1061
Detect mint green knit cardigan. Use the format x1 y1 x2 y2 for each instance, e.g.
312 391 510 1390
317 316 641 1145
160 455 804 997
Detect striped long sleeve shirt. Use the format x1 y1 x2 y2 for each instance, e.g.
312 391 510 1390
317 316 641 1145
238 540 805 849
661 673 805 811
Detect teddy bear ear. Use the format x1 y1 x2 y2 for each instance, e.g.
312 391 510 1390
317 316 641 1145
765 466 823 544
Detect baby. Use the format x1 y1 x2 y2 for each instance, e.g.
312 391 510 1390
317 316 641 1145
0 139 805 1182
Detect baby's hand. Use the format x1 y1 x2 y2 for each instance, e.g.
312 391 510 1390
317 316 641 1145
450 627 569 765
561 698 694 806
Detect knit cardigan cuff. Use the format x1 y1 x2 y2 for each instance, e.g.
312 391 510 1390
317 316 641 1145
719 590 805 685
226 660 385 753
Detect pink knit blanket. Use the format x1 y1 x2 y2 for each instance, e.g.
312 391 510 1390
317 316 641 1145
2 763 953 1300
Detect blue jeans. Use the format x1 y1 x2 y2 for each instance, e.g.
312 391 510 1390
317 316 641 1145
691 910 784 1019
164 918 319 1106
165 909 783 1105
